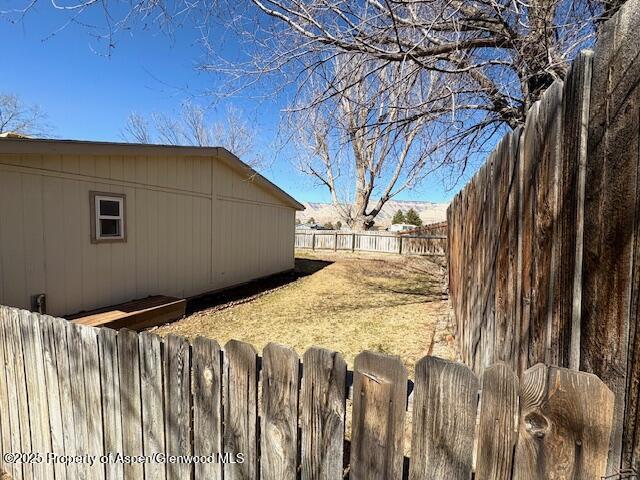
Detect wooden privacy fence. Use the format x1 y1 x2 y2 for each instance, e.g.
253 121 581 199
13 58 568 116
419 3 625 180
447 0 640 474
0 305 615 479
403 221 448 236
295 231 447 256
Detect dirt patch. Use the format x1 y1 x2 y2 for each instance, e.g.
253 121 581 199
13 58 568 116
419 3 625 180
153 250 455 374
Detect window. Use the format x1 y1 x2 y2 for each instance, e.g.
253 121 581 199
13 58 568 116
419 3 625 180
90 192 126 243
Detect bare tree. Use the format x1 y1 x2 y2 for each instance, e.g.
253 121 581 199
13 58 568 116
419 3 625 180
3 2 617 127
294 57 445 229
210 0 611 225
0 93 49 137
123 112 152 143
122 102 262 166
181 103 211 146
231 0 606 112
212 105 256 160
152 112 184 146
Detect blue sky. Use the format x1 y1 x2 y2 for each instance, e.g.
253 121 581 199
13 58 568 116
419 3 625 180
0 4 475 204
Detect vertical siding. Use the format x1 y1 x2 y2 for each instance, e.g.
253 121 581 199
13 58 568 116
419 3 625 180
21 171 46 310
0 150 295 316
0 166 27 308
211 161 295 291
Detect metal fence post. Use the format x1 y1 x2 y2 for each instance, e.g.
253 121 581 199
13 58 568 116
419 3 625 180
399 236 403 255
312 233 316 250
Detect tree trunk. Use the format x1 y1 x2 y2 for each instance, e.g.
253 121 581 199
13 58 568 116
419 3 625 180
349 215 375 231
348 177 376 230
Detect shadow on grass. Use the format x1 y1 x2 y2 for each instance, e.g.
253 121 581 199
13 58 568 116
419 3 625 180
185 257 333 315
295 257 334 276
343 257 447 301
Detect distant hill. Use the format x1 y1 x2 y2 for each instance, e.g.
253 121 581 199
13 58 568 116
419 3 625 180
297 200 449 227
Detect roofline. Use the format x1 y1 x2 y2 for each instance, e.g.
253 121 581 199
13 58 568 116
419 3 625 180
0 137 305 211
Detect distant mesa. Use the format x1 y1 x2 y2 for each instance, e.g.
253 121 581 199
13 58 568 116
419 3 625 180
296 199 449 227
0 132 31 139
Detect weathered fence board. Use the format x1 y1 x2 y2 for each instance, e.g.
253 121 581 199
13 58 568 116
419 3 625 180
534 81 563 369
0 308 11 477
164 334 192 480
16 315 36 480
12 310 32 480
192 336 222 480
40 315 66 480
560 51 593 371
408 357 478 480
350 351 407 480
493 134 515 370
0 305 617 480
261 343 299 480
139 332 165 480
99 327 123 480
300 347 347 480
3 312 20 480
20 312 53 480
224 339 258 480
69 323 90 480
475 363 519 480
118 329 143 480
513 364 614 479
519 100 537 374
81 326 104 480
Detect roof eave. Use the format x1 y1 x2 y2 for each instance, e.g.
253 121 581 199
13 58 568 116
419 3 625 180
0 137 305 211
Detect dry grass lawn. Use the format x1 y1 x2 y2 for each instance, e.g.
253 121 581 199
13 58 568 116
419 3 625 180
154 250 455 374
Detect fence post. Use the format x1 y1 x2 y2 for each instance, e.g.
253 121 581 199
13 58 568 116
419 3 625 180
334 232 338 251
352 233 356 252
311 233 316 251
398 236 403 255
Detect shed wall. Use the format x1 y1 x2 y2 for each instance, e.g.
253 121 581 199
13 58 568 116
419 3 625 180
0 151 295 316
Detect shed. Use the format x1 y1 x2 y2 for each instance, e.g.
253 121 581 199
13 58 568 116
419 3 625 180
0 137 304 318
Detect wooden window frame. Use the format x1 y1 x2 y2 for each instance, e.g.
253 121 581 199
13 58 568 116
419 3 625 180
90 191 127 243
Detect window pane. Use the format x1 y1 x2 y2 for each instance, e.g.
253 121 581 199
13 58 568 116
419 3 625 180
100 219 121 237
100 199 120 217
